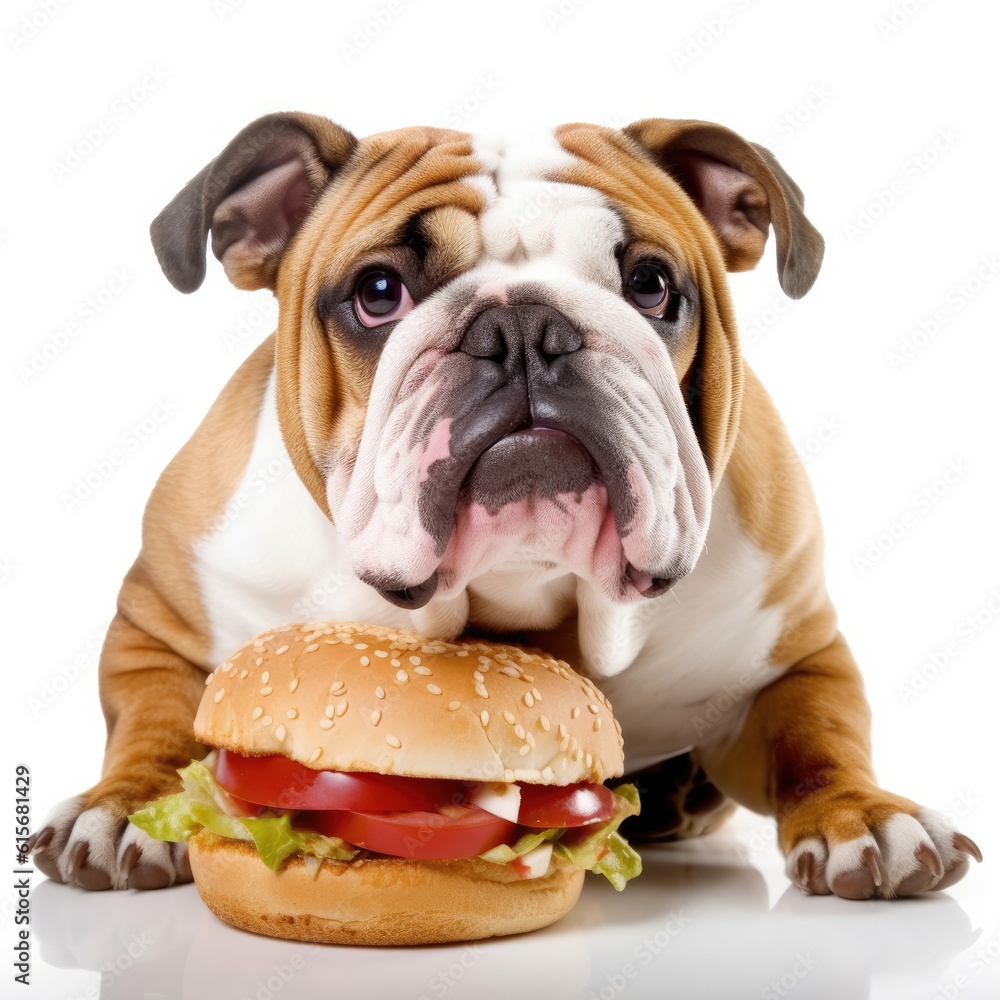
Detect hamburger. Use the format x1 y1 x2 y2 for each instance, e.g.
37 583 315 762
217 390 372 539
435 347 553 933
129 620 641 945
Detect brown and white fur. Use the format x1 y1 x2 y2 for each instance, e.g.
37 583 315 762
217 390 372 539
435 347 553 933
29 113 980 897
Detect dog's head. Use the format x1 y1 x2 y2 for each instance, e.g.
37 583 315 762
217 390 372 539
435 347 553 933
152 113 822 629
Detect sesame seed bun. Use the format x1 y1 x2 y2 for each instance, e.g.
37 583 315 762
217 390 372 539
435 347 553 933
188 832 585 946
195 620 624 784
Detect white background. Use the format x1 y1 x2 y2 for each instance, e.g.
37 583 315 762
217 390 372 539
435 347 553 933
4 0 1000 997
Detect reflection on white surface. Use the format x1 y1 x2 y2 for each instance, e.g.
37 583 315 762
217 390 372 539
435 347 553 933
27 809 999 1000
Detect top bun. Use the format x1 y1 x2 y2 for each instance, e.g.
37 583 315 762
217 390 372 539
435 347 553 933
195 620 624 785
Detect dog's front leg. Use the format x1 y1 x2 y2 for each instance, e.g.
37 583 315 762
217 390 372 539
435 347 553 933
698 632 981 899
29 608 207 890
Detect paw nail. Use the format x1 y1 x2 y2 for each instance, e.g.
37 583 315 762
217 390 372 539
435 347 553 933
795 851 815 888
121 843 140 879
914 843 944 881
28 827 53 853
861 844 884 888
954 833 983 863
70 842 88 875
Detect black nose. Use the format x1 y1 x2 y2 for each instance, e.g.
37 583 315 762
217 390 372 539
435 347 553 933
459 305 583 366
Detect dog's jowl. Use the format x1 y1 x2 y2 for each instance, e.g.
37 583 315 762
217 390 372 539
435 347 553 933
30 113 981 897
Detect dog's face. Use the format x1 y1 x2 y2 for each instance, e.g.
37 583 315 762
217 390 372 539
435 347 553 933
153 114 823 626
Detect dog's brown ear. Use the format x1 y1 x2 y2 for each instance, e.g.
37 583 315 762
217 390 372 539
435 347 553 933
150 112 357 293
623 119 824 298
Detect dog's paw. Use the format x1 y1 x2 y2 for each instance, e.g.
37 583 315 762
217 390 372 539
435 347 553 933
27 794 191 891
780 788 982 900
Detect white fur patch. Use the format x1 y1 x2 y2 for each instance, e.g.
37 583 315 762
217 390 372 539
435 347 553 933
55 805 122 884
193 371 418 670
589 477 786 771
785 836 830 893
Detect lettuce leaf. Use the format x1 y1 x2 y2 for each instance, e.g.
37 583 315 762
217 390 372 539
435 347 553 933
128 760 642 887
128 758 357 873
550 784 642 890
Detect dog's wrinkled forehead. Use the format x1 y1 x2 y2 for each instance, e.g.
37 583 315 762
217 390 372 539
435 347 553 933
467 128 624 278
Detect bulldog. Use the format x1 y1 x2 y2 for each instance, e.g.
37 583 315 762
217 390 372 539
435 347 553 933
30 112 981 898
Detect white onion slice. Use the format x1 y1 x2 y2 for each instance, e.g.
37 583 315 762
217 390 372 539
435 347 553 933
467 781 522 822
513 843 553 879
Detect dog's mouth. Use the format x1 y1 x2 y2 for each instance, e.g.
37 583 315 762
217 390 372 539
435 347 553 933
368 422 679 611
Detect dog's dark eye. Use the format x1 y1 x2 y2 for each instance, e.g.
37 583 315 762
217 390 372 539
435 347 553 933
354 270 414 327
625 264 670 317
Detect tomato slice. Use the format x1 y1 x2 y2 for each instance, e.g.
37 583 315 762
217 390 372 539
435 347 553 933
214 749 460 812
517 783 619 828
307 805 515 859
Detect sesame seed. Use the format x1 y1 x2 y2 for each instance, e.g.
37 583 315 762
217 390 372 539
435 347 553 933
262 716 272 727
371 709 382 726
539 715 550 731
374 650 388 658
559 737 570 752
570 737 578 753
309 748 322 764
501 666 521 678
252 707 263 720
256 657 264 666
593 719 601 731
575 749 583 762
260 686 273 696
519 744 531 756
375 686 385 699
476 684 489 698
275 724 286 741
390 658 400 667
514 724 525 739
330 681 346 694
480 711 490 727
414 666 432 676
532 688 541 701
305 643 319 653
586 753 593 768
396 670 408 683
335 701 348 717
354 643 368 650
239 669 249 679
456 650 468 657
502 711 516 725
287 709 298 719
275 646 288 656
478 656 491 666
261 671 270 684
558 724 568 738
426 684 442 695
542 767 554 781
588 703 600 714
360 656 370 666
409 656 421 666
289 678 299 692
325 704 334 719
524 692 534 708
319 718 333 730
204 675 212 686
504 768 515 781
571 707 580 719
522 674 534 683
448 701 462 711
473 670 485 683
386 734 402 748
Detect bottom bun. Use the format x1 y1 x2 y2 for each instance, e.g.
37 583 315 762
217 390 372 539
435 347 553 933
188 833 585 946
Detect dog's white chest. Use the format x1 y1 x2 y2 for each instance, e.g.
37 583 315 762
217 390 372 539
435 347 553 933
581 479 788 771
